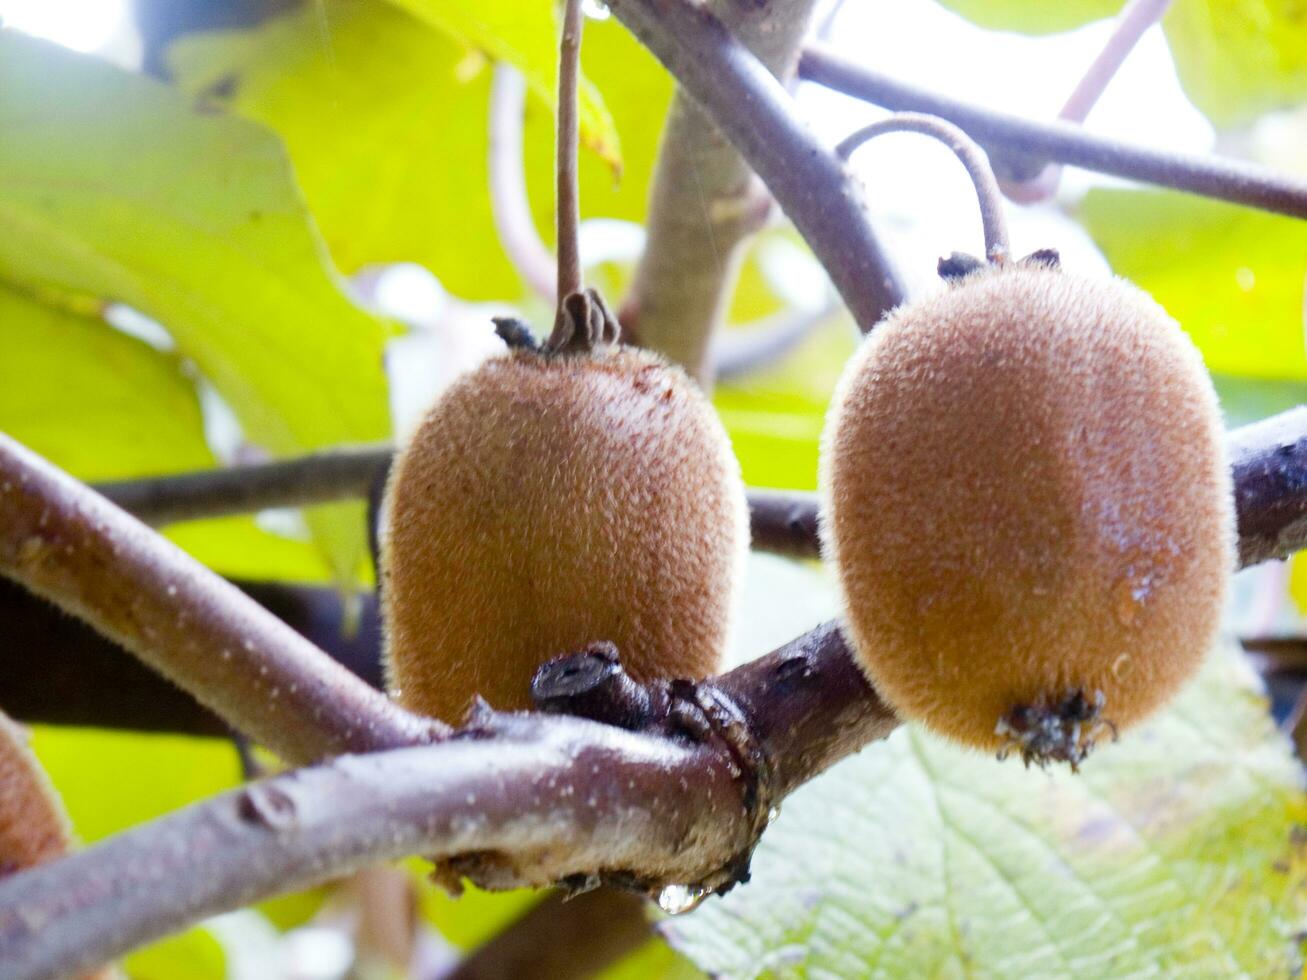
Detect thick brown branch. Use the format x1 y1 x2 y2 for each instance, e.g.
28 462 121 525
607 0 905 339
0 434 442 765
800 45 1307 220
1 621 890 980
623 0 832 384
4 403 1307 973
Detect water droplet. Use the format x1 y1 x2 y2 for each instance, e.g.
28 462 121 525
1111 653 1133 680
657 883 708 915
582 0 611 19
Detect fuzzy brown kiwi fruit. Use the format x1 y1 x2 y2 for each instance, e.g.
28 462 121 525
821 114 1233 766
0 713 118 978
382 0 747 723
382 321 748 724
820 260 1233 765
0 711 73 876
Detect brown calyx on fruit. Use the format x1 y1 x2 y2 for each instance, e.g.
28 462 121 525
820 262 1234 762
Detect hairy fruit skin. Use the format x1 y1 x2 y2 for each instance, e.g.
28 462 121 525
820 264 1234 755
383 345 748 724
0 713 72 875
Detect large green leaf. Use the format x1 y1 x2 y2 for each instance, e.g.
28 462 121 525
665 637 1307 977
1081 188 1307 380
935 1 1307 125
0 284 214 481
170 1 668 301
0 283 331 580
0 29 389 582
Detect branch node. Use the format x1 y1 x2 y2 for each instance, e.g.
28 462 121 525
531 642 658 729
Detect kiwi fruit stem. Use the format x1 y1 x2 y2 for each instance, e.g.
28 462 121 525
836 112 1011 266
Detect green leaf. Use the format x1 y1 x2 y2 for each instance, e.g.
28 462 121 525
933 0 1121 34
0 284 214 481
1081 188 1307 380
714 318 857 491
30 728 241 844
0 29 391 582
383 0 621 167
1163 1 1307 126
0 284 335 581
665 637 1307 977
935 1 1307 124
123 927 227 980
171 1 668 301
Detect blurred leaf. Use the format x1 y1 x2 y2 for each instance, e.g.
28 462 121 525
1081 188 1307 380
172 2 668 302
409 859 540 949
600 939 704 980
383 0 620 167
0 285 214 480
0 29 390 583
0 284 329 581
714 318 857 490
30 728 241 843
164 515 331 584
933 0 1120 34
935 0 1307 124
666 637 1307 977
1164 1 1307 126
123 928 227 980
1211 374 1307 429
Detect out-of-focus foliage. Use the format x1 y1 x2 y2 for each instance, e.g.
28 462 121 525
0 28 389 583
381 0 620 167
1081 189 1307 380
666 633 1307 977
935 0 1307 125
170 0 668 300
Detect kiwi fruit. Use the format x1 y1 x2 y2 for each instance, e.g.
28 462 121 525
0 711 73 876
820 260 1233 766
382 329 748 724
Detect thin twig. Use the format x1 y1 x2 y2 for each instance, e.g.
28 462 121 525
800 43 1307 220
713 299 841 379
1060 0 1174 126
489 64 557 302
0 434 443 765
609 0 906 341
555 0 584 308
836 113 1011 264
93 451 821 559
95 445 393 527
1004 0 1173 202
90 408 1307 569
